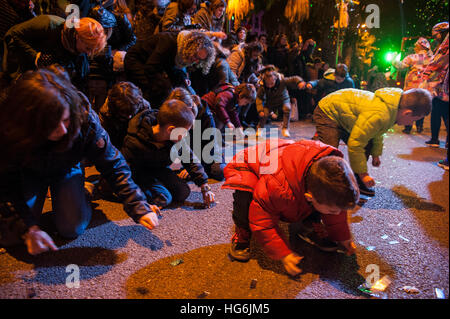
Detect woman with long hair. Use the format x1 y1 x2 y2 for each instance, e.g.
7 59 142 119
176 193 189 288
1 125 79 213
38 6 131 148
0 66 160 255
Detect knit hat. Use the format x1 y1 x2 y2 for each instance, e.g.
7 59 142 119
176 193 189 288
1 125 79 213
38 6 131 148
432 22 449 34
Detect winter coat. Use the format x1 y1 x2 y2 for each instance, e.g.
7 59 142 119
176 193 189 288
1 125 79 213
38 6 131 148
159 2 193 33
202 84 241 127
88 12 136 82
0 103 154 228
393 50 431 91
317 88 402 174
190 55 239 96
121 109 209 187
0 0 35 42
109 13 136 52
420 34 449 100
222 139 351 260
256 75 303 112
308 70 355 101
99 98 151 150
124 31 188 105
2 15 89 88
269 46 289 75
227 45 246 79
192 3 224 32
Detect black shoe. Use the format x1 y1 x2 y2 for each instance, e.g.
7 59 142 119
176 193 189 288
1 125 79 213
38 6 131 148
355 175 375 197
402 128 411 134
296 221 339 252
229 228 251 262
425 139 440 147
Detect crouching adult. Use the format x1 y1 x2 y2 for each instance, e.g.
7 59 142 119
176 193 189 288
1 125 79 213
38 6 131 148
0 67 160 255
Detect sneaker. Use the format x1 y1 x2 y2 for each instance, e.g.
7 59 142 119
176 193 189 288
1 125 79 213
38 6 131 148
355 175 376 197
438 159 449 171
425 139 440 147
296 221 339 252
229 227 251 262
281 128 291 138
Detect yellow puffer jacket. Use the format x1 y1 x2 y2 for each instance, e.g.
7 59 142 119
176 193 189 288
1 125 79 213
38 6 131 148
317 88 402 174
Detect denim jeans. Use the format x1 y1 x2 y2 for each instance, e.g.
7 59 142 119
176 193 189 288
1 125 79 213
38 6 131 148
137 168 191 207
24 163 92 239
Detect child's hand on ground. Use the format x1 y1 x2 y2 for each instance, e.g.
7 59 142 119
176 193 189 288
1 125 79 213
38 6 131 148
282 253 304 276
201 184 215 207
24 226 58 255
339 239 357 256
258 111 265 118
139 206 161 230
372 156 381 167
359 173 375 188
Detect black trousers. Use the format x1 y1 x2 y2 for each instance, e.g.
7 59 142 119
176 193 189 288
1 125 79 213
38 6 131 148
232 190 253 233
430 97 449 143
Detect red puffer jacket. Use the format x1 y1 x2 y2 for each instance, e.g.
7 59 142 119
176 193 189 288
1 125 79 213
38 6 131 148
222 139 352 260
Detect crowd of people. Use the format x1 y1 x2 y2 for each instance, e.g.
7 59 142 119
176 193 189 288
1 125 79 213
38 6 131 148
0 0 448 277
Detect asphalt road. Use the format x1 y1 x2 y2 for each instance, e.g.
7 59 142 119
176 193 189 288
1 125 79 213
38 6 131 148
0 118 448 299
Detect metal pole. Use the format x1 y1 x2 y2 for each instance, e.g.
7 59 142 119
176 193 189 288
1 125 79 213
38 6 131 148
336 0 343 66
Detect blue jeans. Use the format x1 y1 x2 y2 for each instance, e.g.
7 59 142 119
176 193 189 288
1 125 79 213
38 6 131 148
137 167 191 207
24 163 92 238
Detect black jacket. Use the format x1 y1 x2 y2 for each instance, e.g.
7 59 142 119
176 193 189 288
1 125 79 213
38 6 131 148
0 104 154 228
309 74 355 101
121 109 209 187
190 56 239 97
124 32 188 105
3 15 89 89
88 13 136 82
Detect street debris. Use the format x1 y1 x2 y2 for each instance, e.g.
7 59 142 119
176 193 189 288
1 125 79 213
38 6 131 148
26 287 36 299
250 279 258 289
398 235 409 242
197 291 210 299
435 288 445 299
399 286 420 294
358 275 392 299
170 259 184 266
381 235 389 240
366 246 376 251
136 287 149 295
165 240 173 247
388 240 400 245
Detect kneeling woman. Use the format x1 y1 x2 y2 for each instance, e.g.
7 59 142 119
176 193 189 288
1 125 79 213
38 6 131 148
0 67 160 256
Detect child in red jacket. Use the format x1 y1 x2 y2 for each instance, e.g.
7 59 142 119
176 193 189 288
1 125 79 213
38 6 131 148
222 139 359 276
202 83 256 134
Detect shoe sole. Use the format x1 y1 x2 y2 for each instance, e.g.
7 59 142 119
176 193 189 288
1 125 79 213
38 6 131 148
437 163 449 170
426 143 440 148
359 190 375 197
228 252 250 262
297 233 339 252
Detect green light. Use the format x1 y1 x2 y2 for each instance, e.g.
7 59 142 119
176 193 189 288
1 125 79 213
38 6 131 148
385 52 396 62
